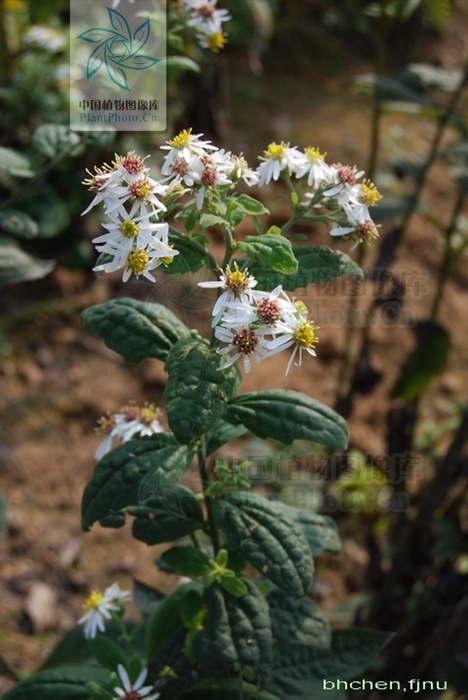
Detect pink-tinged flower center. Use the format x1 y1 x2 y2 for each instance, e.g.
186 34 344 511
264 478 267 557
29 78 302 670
256 298 281 324
357 220 378 241
96 415 116 434
201 166 217 186
121 155 146 174
337 166 356 185
198 4 215 18
232 329 259 355
129 178 152 200
121 691 142 700
171 160 188 176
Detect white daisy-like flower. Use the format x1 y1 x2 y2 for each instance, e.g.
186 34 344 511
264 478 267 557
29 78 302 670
22 25 66 53
228 154 259 187
329 204 379 250
186 1 231 35
195 30 228 53
160 151 201 187
92 211 169 261
78 583 130 639
161 129 217 168
265 303 319 376
198 264 258 327
323 164 365 206
104 176 168 218
256 142 304 186
291 146 333 189
215 325 270 373
94 403 165 460
219 285 290 330
194 150 233 209
93 240 178 283
113 664 159 700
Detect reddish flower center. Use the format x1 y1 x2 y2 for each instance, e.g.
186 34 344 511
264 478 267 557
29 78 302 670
121 691 142 700
232 329 259 355
256 298 281 324
129 178 152 200
337 166 356 185
357 220 377 241
198 4 215 18
121 155 146 174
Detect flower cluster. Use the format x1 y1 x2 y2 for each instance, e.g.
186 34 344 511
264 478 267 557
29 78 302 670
160 129 257 209
78 583 130 639
179 0 231 53
199 265 319 375
255 142 381 249
22 25 66 53
82 152 178 283
94 402 164 460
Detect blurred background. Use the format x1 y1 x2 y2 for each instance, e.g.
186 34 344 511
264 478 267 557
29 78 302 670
0 0 467 697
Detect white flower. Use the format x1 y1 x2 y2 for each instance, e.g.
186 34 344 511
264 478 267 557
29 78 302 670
291 147 333 189
194 150 232 209
94 403 165 460
228 155 259 187
256 142 304 186
218 285 291 330
92 210 169 261
22 25 65 53
161 129 216 166
265 303 319 376
215 325 270 373
186 1 231 35
198 264 258 327
93 241 178 283
113 664 159 700
78 583 130 639
329 204 379 250
323 164 365 206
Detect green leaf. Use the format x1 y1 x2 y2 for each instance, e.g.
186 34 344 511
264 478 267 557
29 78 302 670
40 627 93 670
81 435 189 530
0 209 38 239
206 419 248 456
165 55 201 75
160 546 212 578
224 390 349 449
0 147 34 178
166 228 211 274
179 679 280 700
240 234 298 275
241 245 363 291
81 298 190 363
220 576 248 597
130 487 204 545
393 321 449 400
87 636 127 671
2 667 110 700
133 579 165 621
213 492 314 597
235 194 269 216
199 213 228 230
0 237 54 286
180 589 205 629
270 502 342 556
193 581 272 679
146 581 203 661
164 337 241 444
267 628 387 700
267 588 331 648
32 124 82 159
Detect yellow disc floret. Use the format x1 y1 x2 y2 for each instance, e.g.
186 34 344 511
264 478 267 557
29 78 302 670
140 403 161 425
267 142 286 159
294 300 308 316
120 221 140 238
360 180 382 206
167 129 193 149
208 32 227 52
126 248 149 276
83 590 104 611
223 263 251 296
305 146 326 161
293 321 319 350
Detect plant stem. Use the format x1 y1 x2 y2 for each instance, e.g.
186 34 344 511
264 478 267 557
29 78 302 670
198 436 220 555
168 224 218 273
430 186 465 319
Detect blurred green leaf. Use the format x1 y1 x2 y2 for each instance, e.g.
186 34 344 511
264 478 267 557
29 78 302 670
32 124 82 159
0 237 54 286
0 209 38 239
0 147 35 179
393 321 450 400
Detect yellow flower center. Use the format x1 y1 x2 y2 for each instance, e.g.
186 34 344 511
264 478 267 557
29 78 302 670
126 249 149 275
167 129 193 149
294 300 308 316
84 590 104 610
224 264 251 296
120 221 140 238
357 220 379 242
293 321 319 349
305 146 326 161
360 180 382 206
159 255 174 267
140 404 160 425
129 178 152 200
208 31 227 52
267 142 286 159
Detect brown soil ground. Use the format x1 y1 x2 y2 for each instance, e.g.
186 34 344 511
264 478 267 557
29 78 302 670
1 3 467 694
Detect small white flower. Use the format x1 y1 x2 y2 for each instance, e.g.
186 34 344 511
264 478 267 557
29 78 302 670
78 583 130 639
256 142 304 186
198 264 258 327
228 154 259 187
113 664 159 700
186 1 231 36
94 403 165 460
22 25 65 53
215 325 270 373
291 147 333 189
93 241 178 283
265 303 319 376
329 204 379 250
323 164 365 206
161 129 216 166
92 211 169 261
194 150 232 209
